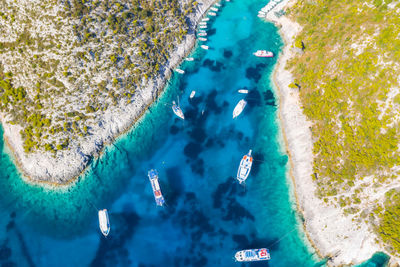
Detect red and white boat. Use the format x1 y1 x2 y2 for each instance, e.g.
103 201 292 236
253 50 274 57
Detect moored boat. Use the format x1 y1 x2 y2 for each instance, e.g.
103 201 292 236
190 90 196 99
198 32 207 36
215 3 222 7
198 37 207 41
253 50 274 57
235 248 270 262
199 25 207 29
201 45 209 50
238 89 248 94
98 209 110 237
175 68 185 74
236 149 253 184
202 17 210 22
232 99 247 118
210 7 218 11
172 101 185 119
148 169 165 206
185 57 194 61
199 22 207 25
208 12 217 16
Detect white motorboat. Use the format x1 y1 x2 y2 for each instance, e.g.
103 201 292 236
201 45 209 50
98 209 110 237
210 7 218 11
232 99 247 118
236 150 253 184
172 101 185 119
202 18 210 22
198 32 207 36
200 25 207 29
190 91 196 99
198 37 207 41
235 248 270 262
253 50 274 57
208 12 217 16
185 57 194 61
199 22 207 25
175 68 185 74
238 89 249 94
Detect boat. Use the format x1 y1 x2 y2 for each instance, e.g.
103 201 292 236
199 22 207 25
257 14 265 18
98 209 110 237
198 32 207 36
199 25 207 29
236 149 253 184
190 91 196 99
235 248 270 262
201 45 209 50
198 37 207 41
208 12 217 16
185 57 194 61
148 169 165 206
175 68 185 74
238 89 248 94
253 50 274 57
215 3 222 7
232 99 247 118
202 18 210 22
172 101 185 119
210 7 218 11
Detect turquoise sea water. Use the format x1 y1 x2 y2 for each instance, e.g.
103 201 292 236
0 0 387 266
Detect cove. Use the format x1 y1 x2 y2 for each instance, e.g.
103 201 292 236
0 0 377 266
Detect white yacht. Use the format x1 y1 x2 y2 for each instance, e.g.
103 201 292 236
202 17 210 22
185 57 194 61
190 91 196 99
232 99 247 118
238 89 249 94
208 12 217 16
201 45 209 50
172 101 185 119
98 209 110 237
199 22 207 25
198 37 207 41
198 32 207 37
175 68 185 74
210 7 218 11
236 150 253 184
235 248 270 262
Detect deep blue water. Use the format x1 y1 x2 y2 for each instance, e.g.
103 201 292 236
0 0 387 266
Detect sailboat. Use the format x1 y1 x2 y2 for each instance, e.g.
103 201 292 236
172 101 185 119
236 150 253 184
98 209 110 237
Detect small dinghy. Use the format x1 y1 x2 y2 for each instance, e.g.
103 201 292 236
98 209 110 237
233 99 247 118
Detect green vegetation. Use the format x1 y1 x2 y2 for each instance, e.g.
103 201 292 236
288 0 400 254
0 0 196 154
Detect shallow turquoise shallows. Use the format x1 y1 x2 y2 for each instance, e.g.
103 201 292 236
0 0 386 266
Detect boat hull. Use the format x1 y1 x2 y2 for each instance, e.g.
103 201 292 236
98 209 110 237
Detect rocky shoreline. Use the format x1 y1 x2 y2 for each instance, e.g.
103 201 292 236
1 0 217 185
267 0 387 265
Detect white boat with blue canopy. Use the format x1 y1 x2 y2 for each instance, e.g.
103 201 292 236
235 248 270 262
148 169 165 206
236 150 253 184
